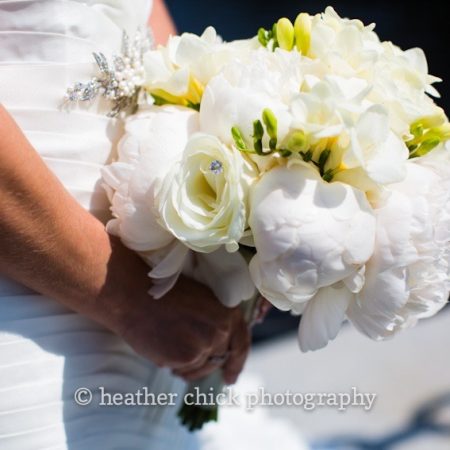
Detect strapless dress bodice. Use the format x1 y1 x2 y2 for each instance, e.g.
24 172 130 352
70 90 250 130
0 0 152 294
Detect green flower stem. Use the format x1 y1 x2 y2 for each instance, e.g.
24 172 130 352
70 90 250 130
178 261 261 432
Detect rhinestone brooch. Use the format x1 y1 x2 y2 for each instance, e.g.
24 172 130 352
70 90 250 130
64 29 153 117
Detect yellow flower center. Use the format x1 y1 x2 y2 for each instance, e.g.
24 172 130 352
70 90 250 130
149 75 204 111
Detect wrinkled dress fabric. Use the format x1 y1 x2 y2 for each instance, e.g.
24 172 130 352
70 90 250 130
0 1 198 448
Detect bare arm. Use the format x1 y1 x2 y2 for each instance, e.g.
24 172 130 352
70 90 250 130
0 105 249 383
149 0 177 45
0 105 121 321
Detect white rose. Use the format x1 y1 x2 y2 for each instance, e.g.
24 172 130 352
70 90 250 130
102 107 256 305
158 133 256 253
248 163 376 312
101 105 199 252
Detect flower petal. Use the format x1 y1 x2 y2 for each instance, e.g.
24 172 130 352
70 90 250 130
184 247 256 307
298 283 353 352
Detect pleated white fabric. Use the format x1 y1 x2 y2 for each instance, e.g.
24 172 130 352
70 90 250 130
0 1 199 448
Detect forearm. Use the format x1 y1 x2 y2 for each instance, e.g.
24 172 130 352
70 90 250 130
149 0 177 45
0 105 148 331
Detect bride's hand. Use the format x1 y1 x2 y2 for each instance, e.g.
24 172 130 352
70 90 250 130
0 105 249 385
99 238 250 385
117 273 250 385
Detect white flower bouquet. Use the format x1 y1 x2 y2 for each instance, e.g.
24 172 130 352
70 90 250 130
97 7 450 430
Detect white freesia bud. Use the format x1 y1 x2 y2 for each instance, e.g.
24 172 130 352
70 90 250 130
347 145 450 339
102 106 199 252
249 163 376 311
158 133 257 253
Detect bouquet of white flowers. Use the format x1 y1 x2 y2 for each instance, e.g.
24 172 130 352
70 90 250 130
70 6 450 430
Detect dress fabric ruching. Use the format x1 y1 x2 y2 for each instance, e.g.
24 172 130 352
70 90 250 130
0 1 198 448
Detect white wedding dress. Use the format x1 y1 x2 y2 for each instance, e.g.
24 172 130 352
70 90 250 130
0 1 198 449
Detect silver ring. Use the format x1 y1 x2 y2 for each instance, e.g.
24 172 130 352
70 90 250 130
207 351 230 365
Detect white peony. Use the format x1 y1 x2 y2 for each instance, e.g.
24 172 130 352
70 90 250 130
347 146 450 340
297 145 450 351
102 105 199 252
157 133 256 253
248 163 376 313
